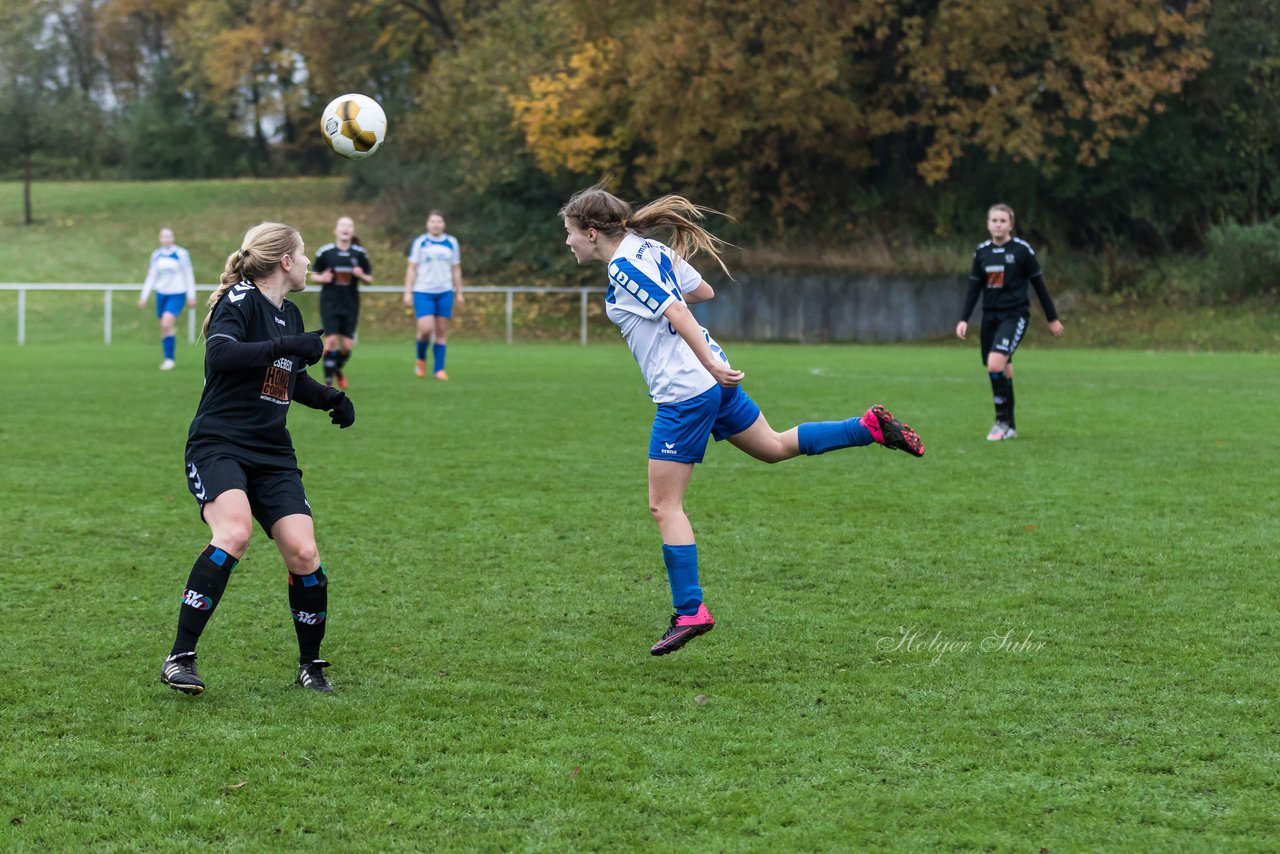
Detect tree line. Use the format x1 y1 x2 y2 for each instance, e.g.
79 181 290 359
3 0 1278 278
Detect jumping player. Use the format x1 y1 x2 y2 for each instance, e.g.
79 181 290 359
311 216 372 389
161 222 356 696
559 184 924 656
956 204 1064 441
137 227 196 370
403 210 464 379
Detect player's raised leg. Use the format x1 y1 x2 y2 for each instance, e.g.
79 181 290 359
728 406 923 461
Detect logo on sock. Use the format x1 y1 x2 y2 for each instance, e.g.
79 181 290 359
182 589 212 610
291 609 326 625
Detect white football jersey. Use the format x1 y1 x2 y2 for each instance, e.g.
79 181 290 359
606 233 731 404
141 245 195 299
407 232 460 293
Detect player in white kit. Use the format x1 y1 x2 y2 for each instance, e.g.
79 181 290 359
403 211 464 379
560 185 925 656
137 228 196 370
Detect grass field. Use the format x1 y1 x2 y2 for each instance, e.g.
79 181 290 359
2 334 1277 851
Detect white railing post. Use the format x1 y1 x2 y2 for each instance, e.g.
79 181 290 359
0 284 604 346
505 289 514 345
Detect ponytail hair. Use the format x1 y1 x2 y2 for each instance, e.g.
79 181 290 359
558 183 732 277
202 221 301 336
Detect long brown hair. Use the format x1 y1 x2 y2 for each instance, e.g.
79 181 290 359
202 222 301 336
559 183 732 276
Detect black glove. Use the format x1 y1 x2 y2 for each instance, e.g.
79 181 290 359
328 391 355 429
274 331 325 366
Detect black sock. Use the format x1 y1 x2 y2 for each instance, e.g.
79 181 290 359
323 350 339 381
335 349 351 371
989 371 1012 424
288 566 328 663
1006 378 1016 429
171 544 239 657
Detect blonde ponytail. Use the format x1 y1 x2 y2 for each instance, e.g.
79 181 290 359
201 223 301 336
559 183 732 277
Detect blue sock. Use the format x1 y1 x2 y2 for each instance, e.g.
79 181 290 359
432 343 446 372
416 339 428 360
796 417 874 455
162 336 175 360
662 544 702 616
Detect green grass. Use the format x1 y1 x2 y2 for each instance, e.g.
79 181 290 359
0 178 395 286
2 336 1276 851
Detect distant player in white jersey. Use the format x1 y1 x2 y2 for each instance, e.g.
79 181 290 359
137 228 196 370
560 184 925 656
403 210 464 379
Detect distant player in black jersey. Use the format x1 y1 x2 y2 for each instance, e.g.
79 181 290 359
956 204 1064 441
161 222 357 696
311 216 372 389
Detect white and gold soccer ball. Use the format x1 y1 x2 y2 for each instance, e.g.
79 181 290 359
320 94 387 160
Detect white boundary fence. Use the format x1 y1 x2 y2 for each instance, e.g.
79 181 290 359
0 284 606 346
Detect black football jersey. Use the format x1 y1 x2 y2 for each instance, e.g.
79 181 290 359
313 243 371 287
187 281 308 462
969 237 1048 314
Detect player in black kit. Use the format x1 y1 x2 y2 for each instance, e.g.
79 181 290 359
161 222 356 696
311 216 372 389
956 204 1064 441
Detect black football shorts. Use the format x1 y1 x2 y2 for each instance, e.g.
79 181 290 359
980 312 1028 365
184 451 311 538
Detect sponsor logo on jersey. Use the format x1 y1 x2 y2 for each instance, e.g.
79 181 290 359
291 609 326 625
262 358 293 404
182 589 212 610
274 317 286 326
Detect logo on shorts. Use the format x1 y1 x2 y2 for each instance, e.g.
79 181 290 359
291 609 326 625
660 441 679 455
187 463 206 501
182 589 212 610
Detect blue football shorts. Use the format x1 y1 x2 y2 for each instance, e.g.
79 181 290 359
649 384 762 464
413 291 454 319
156 292 187 318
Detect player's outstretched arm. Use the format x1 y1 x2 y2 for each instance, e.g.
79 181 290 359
294 373 355 428
205 332 324 371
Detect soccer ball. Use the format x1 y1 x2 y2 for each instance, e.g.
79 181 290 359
320 94 387 160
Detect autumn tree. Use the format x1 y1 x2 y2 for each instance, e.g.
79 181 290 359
510 0 1210 221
